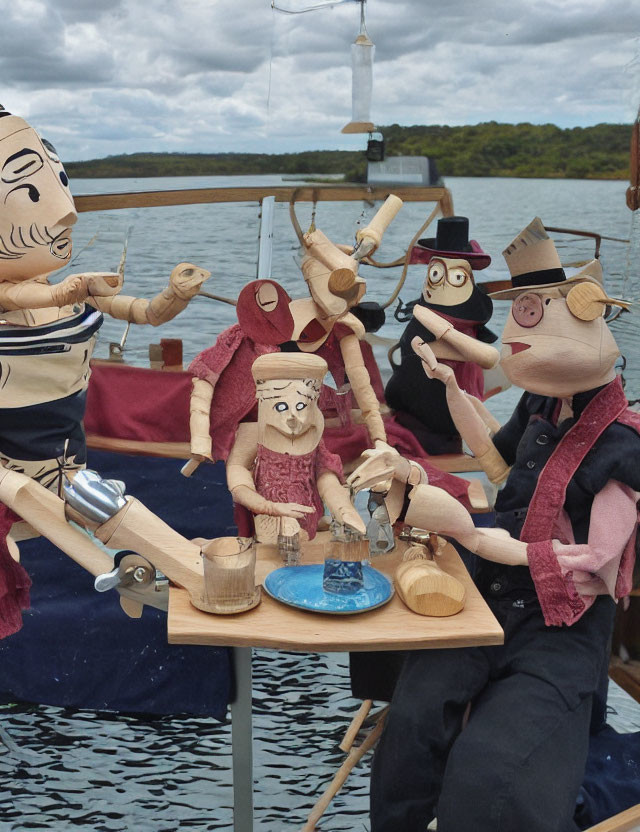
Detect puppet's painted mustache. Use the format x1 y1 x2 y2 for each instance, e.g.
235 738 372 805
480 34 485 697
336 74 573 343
0 222 56 260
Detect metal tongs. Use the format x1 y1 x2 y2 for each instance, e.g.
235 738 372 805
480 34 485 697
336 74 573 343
365 490 395 556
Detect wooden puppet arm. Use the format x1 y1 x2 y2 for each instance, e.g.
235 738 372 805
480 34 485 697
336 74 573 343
466 393 502 435
552 481 638 598
412 337 509 484
317 471 366 534
413 304 500 370
90 262 210 326
346 446 428 524
340 333 387 445
189 378 214 459
405 483 528 566
226 424 314 519
0 272 121 311
353 195 403 258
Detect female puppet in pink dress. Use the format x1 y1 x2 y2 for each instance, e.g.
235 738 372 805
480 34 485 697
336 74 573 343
187 278 475 509
225 351 364 544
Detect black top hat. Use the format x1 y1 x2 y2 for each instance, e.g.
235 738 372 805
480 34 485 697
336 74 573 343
410 216 491 270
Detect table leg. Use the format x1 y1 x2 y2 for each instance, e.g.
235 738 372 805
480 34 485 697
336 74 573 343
230 646 254 832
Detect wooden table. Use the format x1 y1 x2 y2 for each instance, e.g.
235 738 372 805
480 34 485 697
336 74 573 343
168 534 503 831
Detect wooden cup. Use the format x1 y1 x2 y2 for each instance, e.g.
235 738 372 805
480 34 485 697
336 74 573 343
195 536 261 614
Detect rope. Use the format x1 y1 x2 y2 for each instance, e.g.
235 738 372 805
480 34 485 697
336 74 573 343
379 203 441 309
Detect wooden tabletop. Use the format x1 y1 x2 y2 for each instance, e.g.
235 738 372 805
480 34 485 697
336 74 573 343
168 533 503 652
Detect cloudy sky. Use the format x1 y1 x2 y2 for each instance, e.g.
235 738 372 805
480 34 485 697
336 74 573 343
2 0 639 161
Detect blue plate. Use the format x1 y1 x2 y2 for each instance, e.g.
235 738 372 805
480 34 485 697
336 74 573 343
263 564 394 615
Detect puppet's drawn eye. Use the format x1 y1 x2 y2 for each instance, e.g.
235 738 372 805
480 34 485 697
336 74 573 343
447 269 468 287
296 401 306 411
274 402 288 412
428 262 445 285
1 148 44 183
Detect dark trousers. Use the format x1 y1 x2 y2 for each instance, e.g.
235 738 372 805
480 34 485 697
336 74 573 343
370 594 615 832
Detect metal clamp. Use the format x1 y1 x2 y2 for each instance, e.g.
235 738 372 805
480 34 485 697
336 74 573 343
94 551 169 612
63 469 127 524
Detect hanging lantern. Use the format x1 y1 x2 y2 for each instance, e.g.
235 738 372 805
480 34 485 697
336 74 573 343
342 1 375 134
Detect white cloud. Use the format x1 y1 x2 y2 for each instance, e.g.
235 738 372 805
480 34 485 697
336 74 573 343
1 0 638 160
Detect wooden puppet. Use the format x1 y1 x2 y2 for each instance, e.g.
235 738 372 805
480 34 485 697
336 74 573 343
186 279 475 510
226 352 365 546
186 196 400 472
0 107 209 637
346 445 465 616
187 278 295 467
0 107 210 493
351 217 639 832
354 217 637 619
385 216 500 454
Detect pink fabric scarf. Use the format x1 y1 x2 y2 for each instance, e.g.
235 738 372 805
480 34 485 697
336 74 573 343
521 377 635 626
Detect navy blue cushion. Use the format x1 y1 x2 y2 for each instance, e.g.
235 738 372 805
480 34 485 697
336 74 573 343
575 724 640 829
0 451 236 719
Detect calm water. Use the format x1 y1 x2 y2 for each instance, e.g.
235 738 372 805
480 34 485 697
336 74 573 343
1 175 638 831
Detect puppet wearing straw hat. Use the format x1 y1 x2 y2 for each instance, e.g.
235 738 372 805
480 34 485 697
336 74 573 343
348 217 639 832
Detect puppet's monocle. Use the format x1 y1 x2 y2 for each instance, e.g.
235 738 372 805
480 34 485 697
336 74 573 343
514 282 630 327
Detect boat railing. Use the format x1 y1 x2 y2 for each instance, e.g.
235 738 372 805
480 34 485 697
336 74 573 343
74 184 455 215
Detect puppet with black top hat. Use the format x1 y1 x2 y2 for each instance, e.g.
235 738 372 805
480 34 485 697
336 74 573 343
385 216 500 454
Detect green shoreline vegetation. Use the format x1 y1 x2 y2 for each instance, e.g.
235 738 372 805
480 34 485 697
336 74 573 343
65 121 631 181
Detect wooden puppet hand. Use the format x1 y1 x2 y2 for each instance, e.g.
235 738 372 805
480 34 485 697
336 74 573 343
413 303 500 370
52 274 89 306
169 262 211 300
333 504 367 536
52 272 117 305
181 449 214 478
268 501 315 519
412 304 453 340
347 446 412 494
85 272 123 297
411 337 456 386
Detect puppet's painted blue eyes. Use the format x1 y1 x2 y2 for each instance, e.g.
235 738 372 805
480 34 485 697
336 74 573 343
275 402 288 412
296 402 306 411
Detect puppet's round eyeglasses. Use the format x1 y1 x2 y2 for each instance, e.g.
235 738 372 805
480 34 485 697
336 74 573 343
427 260 470 289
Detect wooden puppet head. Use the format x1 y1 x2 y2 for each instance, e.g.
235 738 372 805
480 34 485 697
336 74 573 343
495 219 623 397
236 279 294 345
422 258 474 307
0 107 77 281
301 229 366 320
420 257 494 326
251 352 327 454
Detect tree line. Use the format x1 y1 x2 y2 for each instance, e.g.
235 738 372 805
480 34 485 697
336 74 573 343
65 121 631 181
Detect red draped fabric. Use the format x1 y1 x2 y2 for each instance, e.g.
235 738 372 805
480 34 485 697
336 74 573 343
85 363 192 443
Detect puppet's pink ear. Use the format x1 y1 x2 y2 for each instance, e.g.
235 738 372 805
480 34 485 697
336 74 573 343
237 279 294 345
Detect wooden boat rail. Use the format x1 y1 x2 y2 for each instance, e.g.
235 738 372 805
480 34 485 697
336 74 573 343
74 184 455 215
